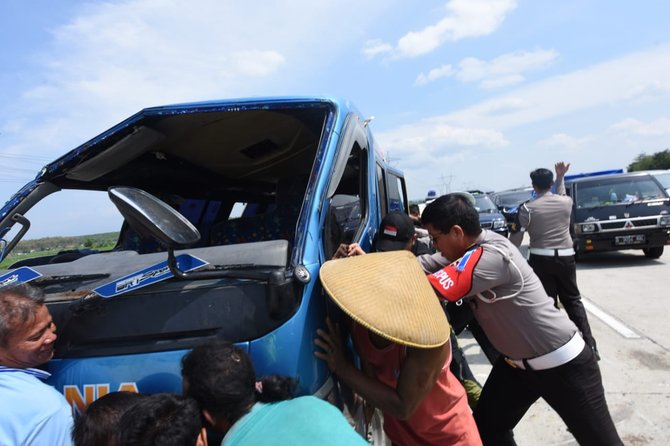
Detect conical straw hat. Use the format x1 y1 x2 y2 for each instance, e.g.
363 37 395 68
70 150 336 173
319 250 450 348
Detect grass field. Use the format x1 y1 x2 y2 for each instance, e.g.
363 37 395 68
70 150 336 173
0 232 118 269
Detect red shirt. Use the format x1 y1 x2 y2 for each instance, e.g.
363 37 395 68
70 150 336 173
352 323 481 446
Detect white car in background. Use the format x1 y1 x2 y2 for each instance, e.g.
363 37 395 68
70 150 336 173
643 169 670 195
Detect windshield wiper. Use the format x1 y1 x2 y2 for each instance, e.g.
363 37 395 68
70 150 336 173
215 263 257 270
33 273 110 286
183 263 288 281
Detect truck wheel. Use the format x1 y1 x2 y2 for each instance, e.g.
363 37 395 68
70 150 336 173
643 246 664 259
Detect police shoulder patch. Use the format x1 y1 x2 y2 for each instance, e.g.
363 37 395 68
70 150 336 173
427 246 483 302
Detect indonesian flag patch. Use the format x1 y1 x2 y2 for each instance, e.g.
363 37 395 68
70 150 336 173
428 246 483 302
383 225 398 237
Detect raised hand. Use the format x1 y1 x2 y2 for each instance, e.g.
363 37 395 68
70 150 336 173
555 161 571 177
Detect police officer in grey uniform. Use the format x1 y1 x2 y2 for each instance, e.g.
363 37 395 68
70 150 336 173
511 162 598 359
421 194 621 446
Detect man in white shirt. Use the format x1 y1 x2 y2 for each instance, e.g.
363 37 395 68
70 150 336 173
0 283 73 446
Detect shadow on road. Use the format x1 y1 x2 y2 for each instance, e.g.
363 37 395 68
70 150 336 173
575 249 666 270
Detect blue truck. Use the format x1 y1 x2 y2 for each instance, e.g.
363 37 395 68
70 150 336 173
0 97 407 436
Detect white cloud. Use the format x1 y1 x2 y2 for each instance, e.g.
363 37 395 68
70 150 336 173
457 49 558 87
378 44 670 197
413 48 557 89
443 0 518 40
539 133 592 149
480 74 525 89
377 120 509 197
361 39 393 59
438 43 670 130
4 0 390 163
232 50 286 77
622 81 670 104
378 119 509 166
473 97 532 115
415 64 454 86
372 0 518 59
609 117 670 137
37 1 294 108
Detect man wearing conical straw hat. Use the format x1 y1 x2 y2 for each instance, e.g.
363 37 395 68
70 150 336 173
333 211 484 410
315 247 481 446
421 193 622 446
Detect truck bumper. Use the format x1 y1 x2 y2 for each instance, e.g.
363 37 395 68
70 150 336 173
575 229 670 253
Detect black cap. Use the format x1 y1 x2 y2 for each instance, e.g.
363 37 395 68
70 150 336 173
375 211 415 252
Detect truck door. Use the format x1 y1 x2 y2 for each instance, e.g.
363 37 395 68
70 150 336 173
322 114 370 258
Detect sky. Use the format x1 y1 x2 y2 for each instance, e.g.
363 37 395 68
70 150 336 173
1 0 670 236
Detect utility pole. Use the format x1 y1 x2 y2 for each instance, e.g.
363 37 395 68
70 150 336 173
438 173 453 195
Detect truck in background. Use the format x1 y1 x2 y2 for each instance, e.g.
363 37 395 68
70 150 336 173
468 190 509 238
565 170 670 259
490 187 535 231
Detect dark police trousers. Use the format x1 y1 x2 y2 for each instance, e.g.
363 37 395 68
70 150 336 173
529 253 598 352
473 346 622 445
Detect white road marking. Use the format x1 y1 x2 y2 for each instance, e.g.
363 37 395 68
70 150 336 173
582 298 640 339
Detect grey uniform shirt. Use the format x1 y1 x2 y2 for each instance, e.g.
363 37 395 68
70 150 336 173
516 178 573 250
424 230 578 359
417 251 449 273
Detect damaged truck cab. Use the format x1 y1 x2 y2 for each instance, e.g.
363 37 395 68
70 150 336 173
0 97 408 416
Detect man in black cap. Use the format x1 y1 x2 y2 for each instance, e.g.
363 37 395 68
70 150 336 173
334 211 430 257
376 211 420 252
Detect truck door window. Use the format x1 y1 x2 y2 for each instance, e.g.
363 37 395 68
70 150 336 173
323 116 369 258
386 172 406 212
376 163 387 216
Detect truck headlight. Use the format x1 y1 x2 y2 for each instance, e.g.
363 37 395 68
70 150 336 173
493 219 506 229
579 223 596 233
660 216 670 227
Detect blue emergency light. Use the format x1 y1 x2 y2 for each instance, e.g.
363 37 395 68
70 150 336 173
563 169 624 181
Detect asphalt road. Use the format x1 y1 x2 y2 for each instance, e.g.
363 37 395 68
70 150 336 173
461 240 670 445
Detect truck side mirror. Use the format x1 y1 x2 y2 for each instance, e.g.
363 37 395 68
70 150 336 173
107 186 201 249
108 186 202 279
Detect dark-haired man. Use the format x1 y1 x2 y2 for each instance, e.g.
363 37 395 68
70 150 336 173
183 341 368 445
73 391 144 446
511 162 598 359
421 194 622 446
118 393 207 446
0 283 74 446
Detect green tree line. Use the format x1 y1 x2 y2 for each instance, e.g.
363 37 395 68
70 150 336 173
628 149 670 171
